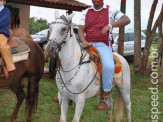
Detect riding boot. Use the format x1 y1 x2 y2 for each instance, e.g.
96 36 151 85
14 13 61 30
97 91 111 111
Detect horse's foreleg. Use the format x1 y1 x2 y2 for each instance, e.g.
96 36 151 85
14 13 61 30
72 95 85 122
107 96 113 122
10 79 26 122
60 97 69 122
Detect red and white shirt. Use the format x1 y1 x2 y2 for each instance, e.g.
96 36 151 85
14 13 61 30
79 3 124 46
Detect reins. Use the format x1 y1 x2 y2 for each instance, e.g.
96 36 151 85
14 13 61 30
53 15 98 94
57 66 98 94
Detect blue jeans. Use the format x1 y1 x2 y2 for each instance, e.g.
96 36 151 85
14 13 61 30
91 42 114 92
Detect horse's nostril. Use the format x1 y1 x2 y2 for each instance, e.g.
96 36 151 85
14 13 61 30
50 47 54 53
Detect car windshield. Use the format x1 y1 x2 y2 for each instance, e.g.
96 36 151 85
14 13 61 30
37 29 48 36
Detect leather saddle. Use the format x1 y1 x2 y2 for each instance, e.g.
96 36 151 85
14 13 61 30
8 31 19 48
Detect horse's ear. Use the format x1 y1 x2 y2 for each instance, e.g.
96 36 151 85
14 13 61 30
55 10 59 20
66 12 75 23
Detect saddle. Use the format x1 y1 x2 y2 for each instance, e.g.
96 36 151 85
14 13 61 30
86 46 123 86
0 34 30 79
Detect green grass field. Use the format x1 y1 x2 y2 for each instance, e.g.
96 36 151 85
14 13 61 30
0 64 163 122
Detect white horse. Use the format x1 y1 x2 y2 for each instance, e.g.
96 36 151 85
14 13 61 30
46 12 131 122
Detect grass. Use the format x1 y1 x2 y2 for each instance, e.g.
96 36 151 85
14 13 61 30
0 65 163 122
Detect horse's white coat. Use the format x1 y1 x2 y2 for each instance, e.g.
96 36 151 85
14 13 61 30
47 11 131 122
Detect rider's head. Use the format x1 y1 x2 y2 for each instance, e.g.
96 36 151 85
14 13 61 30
92 0 103 9
0 0 6 6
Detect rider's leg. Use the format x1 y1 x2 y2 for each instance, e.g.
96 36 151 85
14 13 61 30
0 34 15 72
91 42 114 110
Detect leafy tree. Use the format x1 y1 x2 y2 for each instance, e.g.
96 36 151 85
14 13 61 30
30 17 50 32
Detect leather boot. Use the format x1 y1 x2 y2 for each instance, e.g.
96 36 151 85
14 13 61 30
97 91 111 111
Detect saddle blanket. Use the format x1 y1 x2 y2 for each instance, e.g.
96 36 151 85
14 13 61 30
0 37 31 64
88 46 123 87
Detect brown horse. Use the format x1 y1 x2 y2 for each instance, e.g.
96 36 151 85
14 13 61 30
11 28 33 39
0 29 45 122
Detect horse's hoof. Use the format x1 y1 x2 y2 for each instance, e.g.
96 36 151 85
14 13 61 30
53 98 73 105
53 98 59 104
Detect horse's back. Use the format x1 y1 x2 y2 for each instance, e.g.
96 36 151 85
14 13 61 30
11 28 32 39
19 37 45 76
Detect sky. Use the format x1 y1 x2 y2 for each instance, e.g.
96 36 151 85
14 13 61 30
30 0 162 30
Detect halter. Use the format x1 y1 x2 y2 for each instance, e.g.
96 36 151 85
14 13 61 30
50 15 72 53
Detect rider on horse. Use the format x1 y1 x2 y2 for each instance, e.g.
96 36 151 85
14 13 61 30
0 0 15 78
78 0 130 110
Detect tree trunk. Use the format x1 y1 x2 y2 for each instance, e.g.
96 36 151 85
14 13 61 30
145 5 163 74
140 4 162 74
133 0 160 74
118 0 126 55
161 50 163 78
134 0 142 72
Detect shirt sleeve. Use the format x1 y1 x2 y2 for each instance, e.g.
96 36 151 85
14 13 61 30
79 9 89 26
109 7 124 22
0 8 11 28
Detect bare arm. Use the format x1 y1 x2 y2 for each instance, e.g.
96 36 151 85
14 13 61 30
102 15 131 34
111 15 131 27
78 25 91 48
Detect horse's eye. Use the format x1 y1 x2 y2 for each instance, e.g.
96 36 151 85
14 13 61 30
62 27 66 32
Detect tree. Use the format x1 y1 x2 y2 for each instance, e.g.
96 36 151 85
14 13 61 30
134 0 141 72
118 0 126 55
30 17 50 32
134 0 163 74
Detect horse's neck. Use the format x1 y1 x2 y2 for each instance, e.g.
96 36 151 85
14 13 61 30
59 34 81 69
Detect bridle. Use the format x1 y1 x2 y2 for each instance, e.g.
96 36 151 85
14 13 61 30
50 15 98 95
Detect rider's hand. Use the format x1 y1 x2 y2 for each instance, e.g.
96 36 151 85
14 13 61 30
102 25 109 35
82 41 91 48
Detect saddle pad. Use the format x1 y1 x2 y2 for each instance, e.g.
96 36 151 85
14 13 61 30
87 46 122 75
12 37 30 54
88 46 123 87
0 37 31 64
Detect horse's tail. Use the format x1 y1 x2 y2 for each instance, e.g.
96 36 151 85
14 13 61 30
115 86 124 122
25 76 40 113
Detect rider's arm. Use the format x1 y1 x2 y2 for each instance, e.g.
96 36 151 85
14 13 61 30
111 15 130 28
78 9 91 48
102 7 130 34
78 25 91 48
0 8 11 28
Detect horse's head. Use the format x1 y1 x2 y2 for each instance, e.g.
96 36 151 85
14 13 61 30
46 11 75 58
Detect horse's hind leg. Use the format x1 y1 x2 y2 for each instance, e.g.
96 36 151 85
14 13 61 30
72 95 85 122
120 88 131 122
107 96 113 122
10 78 26 122
26 76 40 122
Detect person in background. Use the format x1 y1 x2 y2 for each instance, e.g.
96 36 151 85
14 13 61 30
0 0 15 78
78 0 130 110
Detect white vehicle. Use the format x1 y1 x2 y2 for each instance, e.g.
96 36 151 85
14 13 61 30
112 31 146 57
